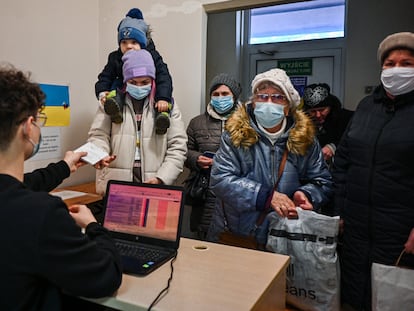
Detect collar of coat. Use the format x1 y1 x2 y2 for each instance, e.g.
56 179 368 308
225 103 315 156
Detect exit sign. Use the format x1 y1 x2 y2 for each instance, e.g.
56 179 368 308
278 58 313 75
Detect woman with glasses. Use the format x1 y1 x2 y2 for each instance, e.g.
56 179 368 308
206 68 333 245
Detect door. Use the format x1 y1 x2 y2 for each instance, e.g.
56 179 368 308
248 47 344 100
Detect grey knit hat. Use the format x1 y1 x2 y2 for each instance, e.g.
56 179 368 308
377 32 414 64
209 73 242 100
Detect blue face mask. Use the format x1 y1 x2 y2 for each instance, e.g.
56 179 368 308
253 102 285 128
210 95 234 114
26 124 42 160
126 83 152 100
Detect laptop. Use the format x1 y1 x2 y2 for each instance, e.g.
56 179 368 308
102 180 185 276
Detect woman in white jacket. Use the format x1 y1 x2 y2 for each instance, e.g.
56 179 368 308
88 49 187 195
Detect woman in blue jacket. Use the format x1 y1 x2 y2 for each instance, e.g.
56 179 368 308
207 68 333 245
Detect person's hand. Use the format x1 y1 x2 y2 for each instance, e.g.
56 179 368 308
144 177 163 184
68 204 97 229
404 228 414 254
197 155 213 169
94 155 116 169
291 191 313 218
99 91 109 105
155 100 170 112
63 151 88 173
270 191 295 218
322 145 334 161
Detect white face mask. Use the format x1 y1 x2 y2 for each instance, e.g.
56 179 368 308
381 67 414 96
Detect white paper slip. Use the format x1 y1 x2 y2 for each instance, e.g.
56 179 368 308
51 190 86 200
74 142 109 165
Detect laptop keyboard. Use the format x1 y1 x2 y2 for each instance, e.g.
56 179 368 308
115 241 168 262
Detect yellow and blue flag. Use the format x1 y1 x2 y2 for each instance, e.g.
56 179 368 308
39 84 70 126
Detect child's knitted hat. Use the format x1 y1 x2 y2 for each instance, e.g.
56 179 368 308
117 8 148 48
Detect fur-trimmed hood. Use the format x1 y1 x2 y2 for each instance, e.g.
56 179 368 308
225 103 315 155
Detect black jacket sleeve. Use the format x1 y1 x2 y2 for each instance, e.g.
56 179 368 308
95 43 173 103
95 50 123 98
24 160 70 192
146 39 173 103
38 199 122 298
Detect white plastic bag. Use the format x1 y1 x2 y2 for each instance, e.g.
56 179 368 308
266 207 340 311
371 255 414 311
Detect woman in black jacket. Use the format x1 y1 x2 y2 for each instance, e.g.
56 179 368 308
185 73 241 239
333 32 414 311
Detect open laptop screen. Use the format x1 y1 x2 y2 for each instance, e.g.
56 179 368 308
103 182 183 242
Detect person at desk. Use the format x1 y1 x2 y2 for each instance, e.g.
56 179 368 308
0 64 122 311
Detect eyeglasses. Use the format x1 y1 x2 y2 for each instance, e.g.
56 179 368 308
35 112 47 127
255 93 287 103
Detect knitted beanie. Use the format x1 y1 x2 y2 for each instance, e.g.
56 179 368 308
126 8 143 20
377 32 414 64
122 50 155 82
117 9 148 48
251 68 300 107
209 73 242 100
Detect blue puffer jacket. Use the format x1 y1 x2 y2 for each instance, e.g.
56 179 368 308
207 103 333 244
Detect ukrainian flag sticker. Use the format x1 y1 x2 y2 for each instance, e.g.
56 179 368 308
39 84 70 126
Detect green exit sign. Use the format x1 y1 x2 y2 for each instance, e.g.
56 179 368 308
278 58 313 76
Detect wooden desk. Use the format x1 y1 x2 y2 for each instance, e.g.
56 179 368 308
53 182 102 206
87 238 290 311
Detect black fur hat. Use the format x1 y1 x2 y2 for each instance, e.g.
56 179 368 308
303 83 340 110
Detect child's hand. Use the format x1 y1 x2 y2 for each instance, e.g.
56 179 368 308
155 100 170 112
99 91 109 105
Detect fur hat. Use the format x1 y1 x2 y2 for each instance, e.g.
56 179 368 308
122 50 155 82
302 83 340 110
209 73 242 100
251 68 300 107
117 9 148 48
377 32 414 64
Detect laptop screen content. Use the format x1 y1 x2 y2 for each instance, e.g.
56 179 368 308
103 182 182 242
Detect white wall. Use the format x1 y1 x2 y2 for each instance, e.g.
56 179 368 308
0 0 99 186
0 0 298 186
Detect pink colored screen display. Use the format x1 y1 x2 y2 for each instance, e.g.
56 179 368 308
103 184 182 241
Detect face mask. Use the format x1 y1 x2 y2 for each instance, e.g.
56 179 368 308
25 123 42 160
381 67 414 96
210 95 234 114
253 102 285 128
126 83 152 100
